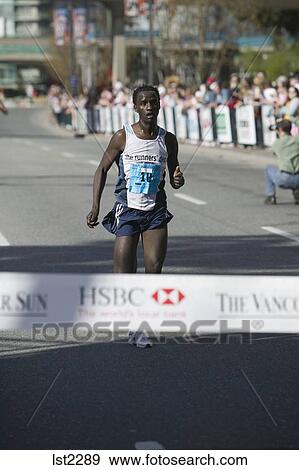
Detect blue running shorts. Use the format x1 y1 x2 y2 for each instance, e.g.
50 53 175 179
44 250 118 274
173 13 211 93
102 202 173 237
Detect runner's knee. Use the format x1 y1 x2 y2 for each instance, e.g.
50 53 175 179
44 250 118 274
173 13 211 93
145 258 163 273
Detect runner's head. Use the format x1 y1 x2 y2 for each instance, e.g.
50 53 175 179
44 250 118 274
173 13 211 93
133 85 160 123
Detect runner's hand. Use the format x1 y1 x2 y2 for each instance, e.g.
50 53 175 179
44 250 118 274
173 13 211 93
173 166 185 189
86 208 99 228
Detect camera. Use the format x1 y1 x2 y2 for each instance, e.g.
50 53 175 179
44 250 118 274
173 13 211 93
268 118 288 132
268 118 293 138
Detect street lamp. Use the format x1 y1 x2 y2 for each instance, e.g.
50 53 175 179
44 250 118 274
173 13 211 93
148 0 154 84
68 0 77 95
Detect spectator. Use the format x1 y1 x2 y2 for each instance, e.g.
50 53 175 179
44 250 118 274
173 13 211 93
158 84 167 107
25 83 35 104
289 74 299 91
279 86 299 119
204 81 225 107
275 76 288 108
264 119 299 205
99 88 113 107
48 86 63 125
263 81 278 106
239 77 254 106
47 71 299 141
194 85 206 107
0 88 8 114
252 71 265 104
114 81 129 106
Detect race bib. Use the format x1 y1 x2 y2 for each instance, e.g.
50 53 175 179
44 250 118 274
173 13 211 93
129 162 161 195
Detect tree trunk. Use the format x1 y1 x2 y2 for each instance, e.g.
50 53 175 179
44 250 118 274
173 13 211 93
198 2 207 82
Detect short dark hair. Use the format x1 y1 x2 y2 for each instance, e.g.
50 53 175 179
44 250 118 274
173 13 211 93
277 119 292 134
132 85 160 105
289 86 299 98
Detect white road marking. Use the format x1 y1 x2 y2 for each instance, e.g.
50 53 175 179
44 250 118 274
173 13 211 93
41 146 50 151
135 441 164 450
88 160 99 166
262 226 299 243
24 140 33 146
0 232 10 246
174 193 207 205
61 151 75 158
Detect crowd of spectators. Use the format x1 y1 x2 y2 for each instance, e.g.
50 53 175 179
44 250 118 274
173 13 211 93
48 71 299 129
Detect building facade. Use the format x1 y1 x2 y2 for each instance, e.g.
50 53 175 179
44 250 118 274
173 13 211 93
0 0 52 89
0 0 298 91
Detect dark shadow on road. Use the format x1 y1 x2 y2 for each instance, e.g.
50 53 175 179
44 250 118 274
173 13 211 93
1 335 299 449
0 235 298 274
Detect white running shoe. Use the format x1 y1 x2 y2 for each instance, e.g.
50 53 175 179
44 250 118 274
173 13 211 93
128 331 152 348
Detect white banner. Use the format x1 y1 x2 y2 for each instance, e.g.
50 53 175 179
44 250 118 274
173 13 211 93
261 105 276 147
164 106 175 135
119 105 128 127
174 105 187 140
1 450 299 469
72 107 88 135
99 106 107 133
78 104 275 148
187 108 200 142
157 108 166 129
215 105 232 143
199 106 214 142
127 106 135 125
111 105 121 132
104 106 112 134
236 105 257 146
1 273 299 334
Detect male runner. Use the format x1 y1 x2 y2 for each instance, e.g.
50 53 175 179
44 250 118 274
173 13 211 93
0 98 8 114
86 85 184 274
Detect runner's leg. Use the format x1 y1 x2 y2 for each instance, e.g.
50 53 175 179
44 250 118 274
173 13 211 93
142 227 168 274
113 234 140 273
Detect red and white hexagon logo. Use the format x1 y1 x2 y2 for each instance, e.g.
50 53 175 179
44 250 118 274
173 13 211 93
152 288 185 305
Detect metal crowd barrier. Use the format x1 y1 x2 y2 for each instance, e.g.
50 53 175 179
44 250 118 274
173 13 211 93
72 104 277 147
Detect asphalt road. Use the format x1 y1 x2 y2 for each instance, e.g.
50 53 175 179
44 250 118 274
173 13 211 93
1 108 299 450
1 108 299 274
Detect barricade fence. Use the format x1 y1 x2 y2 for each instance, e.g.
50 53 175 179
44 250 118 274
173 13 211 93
72 104 277 147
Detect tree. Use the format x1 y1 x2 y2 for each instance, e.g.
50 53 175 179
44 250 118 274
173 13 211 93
164 0 299 83
247 9 299 39
163 0 246 82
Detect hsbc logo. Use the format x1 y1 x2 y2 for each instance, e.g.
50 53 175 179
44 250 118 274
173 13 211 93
152 289 185 305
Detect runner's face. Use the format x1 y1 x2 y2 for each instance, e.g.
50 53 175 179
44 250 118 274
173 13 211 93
135 91 160 123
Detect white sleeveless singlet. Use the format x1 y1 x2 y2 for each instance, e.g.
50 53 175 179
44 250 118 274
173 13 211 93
116 123 168 211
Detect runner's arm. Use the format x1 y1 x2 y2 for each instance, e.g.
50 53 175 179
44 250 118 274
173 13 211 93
165 131 185 189
87 129 125 228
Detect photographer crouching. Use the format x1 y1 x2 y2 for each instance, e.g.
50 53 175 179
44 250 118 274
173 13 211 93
265 119 299 205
